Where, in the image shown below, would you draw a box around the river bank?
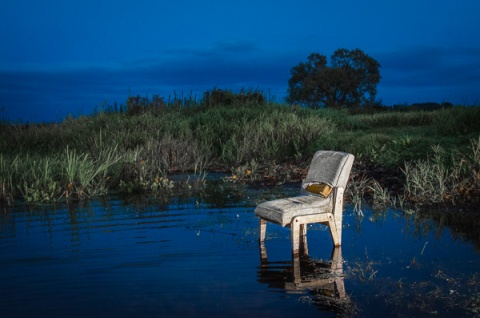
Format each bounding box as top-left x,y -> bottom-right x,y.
1,96 -> 480,211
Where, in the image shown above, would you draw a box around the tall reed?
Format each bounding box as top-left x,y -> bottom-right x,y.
17,155 -> 61,202
63,146 -> 121,199
402,138 -> 480,205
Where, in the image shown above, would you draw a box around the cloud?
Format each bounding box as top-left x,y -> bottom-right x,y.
2,44 -> 479,122
376,46 -> 480,104
0,46 -> 295,122
115,45 -> 295,103
122,41 -> 288,86
379,46 -> 480,87
210,40 -> 260,55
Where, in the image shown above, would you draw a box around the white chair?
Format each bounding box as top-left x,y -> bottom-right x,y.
255,151 -> 354,254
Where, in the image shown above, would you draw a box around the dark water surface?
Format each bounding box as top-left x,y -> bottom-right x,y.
1,181 -> 480,317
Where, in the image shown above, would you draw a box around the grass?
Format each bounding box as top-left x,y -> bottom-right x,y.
403,138 -> 480,205
1,90 -> 480,209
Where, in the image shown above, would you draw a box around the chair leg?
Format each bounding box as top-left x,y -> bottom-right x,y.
292,253 -> 301,284
259,218 -> 267,242
330,246 -> 346,298
327,214 -> 341,247
291,218 -> 301,255
330,246 -> 343,272
259,241 -> 268,264
333,187 -> 344,246
299,224 -> 308,255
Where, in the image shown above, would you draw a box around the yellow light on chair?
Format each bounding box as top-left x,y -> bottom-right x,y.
305,183 -> 333,198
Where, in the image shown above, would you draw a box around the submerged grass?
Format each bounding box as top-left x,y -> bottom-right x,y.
1,93 -> 480,207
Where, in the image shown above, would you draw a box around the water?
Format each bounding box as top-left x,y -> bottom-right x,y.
1,181 -> 479,317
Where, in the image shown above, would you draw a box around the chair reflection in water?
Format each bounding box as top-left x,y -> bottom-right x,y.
258,243 -> 347,301
254,150 -> 354,255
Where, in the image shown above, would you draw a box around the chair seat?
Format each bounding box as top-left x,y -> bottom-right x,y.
255,194 -> 333,227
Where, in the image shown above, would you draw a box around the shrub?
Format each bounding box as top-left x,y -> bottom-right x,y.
200,88 -> 266,108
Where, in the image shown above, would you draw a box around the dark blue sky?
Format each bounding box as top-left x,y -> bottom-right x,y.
1,0 -> 479,122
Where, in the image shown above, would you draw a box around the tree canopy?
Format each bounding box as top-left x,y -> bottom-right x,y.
286,48 -> 381,109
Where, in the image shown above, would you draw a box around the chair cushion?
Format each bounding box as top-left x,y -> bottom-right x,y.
303,183 -> 332,197
255,194 -> 333,227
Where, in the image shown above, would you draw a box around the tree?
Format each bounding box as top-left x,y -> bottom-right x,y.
287,49 -> 381,109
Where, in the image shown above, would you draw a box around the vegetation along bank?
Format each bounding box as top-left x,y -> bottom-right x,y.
1,89 -> 480,217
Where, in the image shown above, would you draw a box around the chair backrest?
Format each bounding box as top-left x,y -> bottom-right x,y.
303,151 -> 355,189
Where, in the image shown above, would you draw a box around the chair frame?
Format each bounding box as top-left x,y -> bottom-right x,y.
256,151 -> 353,255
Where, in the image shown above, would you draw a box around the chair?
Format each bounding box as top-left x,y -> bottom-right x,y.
254,150 -> 354,254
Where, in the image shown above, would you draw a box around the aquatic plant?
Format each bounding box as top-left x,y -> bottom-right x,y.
346,175 -> 370,216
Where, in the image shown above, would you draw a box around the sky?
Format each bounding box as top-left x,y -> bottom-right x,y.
1,0 -> 479,122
